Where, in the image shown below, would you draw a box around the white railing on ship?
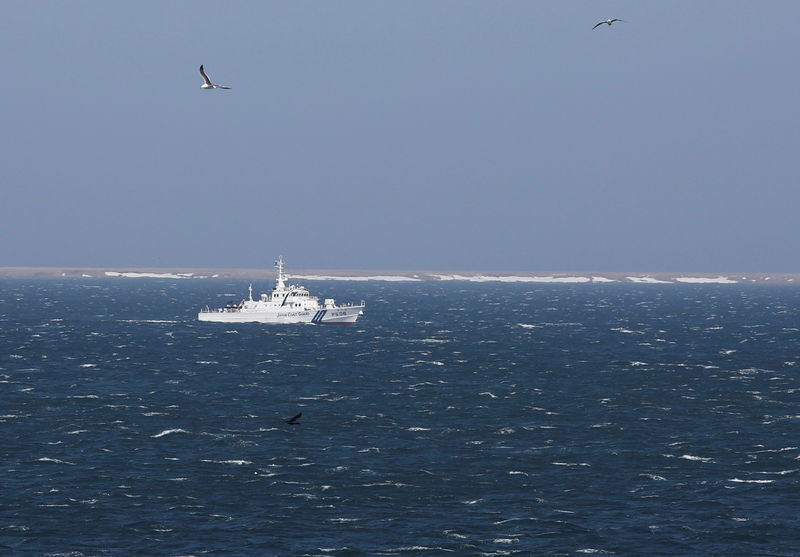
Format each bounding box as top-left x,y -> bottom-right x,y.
200,306 -> 241,313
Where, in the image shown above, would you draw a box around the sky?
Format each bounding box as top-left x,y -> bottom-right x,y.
2,1 -> 799,273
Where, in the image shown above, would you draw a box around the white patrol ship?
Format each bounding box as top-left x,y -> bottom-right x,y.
198,257 -> 365,324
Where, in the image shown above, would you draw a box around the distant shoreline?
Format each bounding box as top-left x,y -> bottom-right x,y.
0,267 -> 797,285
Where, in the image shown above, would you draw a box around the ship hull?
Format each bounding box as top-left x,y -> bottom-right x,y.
198,305 -> 363,324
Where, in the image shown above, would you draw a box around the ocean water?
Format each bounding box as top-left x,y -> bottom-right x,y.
1,279 -> 799,556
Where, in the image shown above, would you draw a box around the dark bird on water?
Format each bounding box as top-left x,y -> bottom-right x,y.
593,18 -> 625,29
285,412 -> 302,425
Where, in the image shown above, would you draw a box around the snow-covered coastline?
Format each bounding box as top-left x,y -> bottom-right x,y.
104,271 -> 205,280
0,267 -> 798,284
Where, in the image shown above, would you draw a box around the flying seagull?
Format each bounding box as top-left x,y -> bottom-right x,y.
199,65 -> 230,89
593,18 -> 625,29
285,412 -> 302,425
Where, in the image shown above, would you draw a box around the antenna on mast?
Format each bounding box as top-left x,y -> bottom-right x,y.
275,256 -> 286,289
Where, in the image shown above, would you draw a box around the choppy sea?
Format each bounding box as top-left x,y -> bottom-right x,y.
2,279 -> 799,556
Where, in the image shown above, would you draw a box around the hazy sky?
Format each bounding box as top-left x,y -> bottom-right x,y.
2,2 -> 798,272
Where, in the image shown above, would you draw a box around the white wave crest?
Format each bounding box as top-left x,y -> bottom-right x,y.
152,428 -> 189,438
680,454 -> 714,463
118,319 -> 179,324
201,459 -> 252,465
36,457 -> 75,465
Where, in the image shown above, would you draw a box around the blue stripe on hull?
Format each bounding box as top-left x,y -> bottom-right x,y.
311,310 -> 327,323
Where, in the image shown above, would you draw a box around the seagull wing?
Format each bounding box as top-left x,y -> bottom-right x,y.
592,21 -> 605,29
199,65 -> 213,86
215,85 -> 231,89
286,412 -> 302,424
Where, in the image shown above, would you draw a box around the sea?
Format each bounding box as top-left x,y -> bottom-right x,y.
1,278 -> 799,556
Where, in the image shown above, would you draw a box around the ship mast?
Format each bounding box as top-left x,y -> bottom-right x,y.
275,256 -> 286,289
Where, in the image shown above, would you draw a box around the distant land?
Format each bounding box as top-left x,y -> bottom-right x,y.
0,267 -> 798,285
